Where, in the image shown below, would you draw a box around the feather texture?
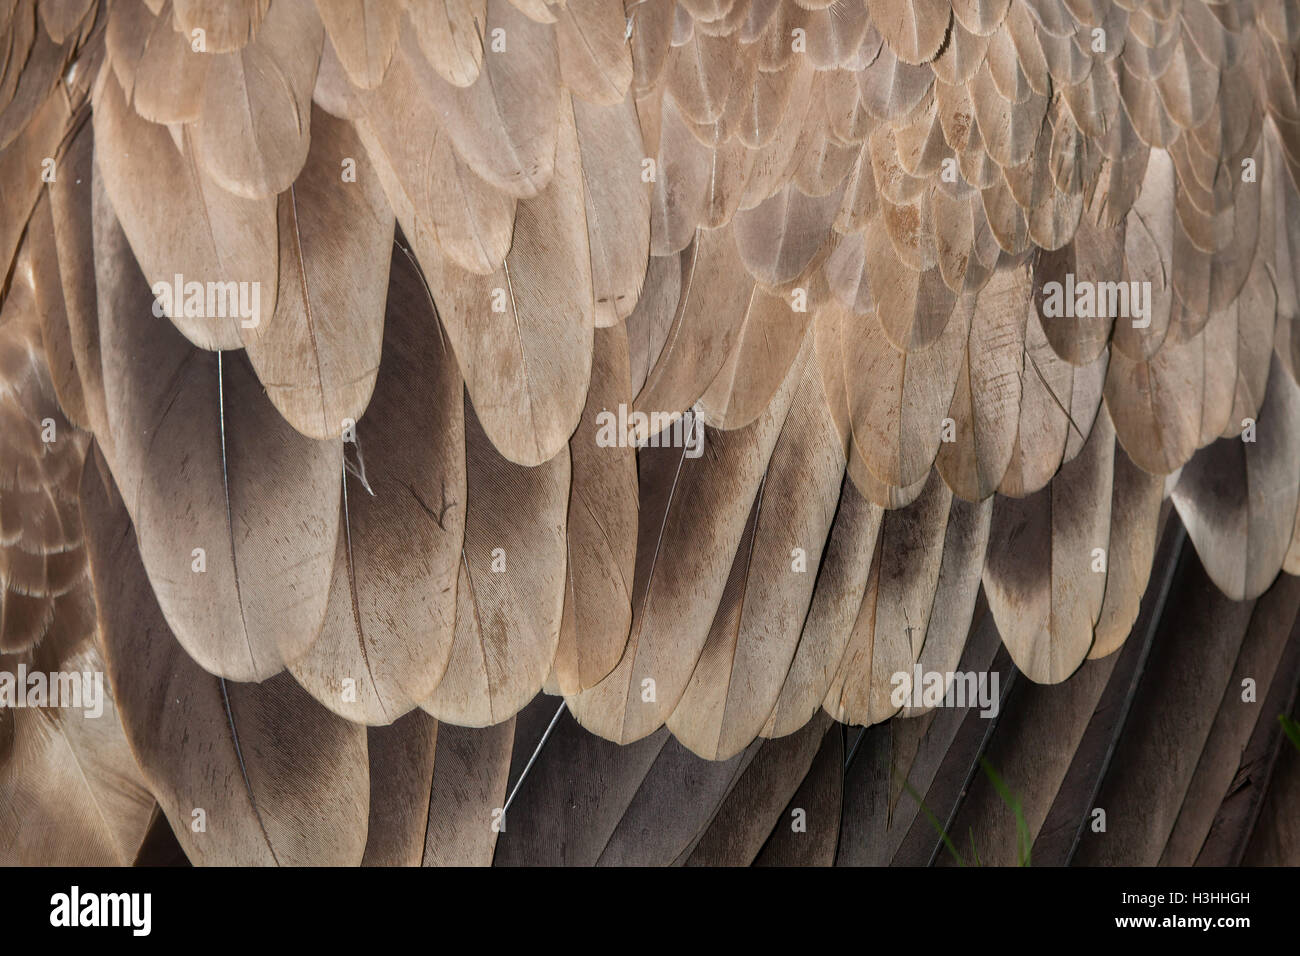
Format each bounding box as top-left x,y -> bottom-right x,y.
4,0 -> 1300,869
81,447 -> 369,866
289,245 -> 465,723
94,175 -> 340,681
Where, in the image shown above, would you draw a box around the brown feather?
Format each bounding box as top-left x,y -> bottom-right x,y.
1172,358 -> 1300,601
193,0 -> 322,199
410,0 -> 560,199
80,448 -> 369,866
422,718 -> 515,865
360,711 -> 438,865
417,91 -> 593,467
243,106 -> 393,440
47,120 -> 112,454
92,64 -> 276,350
406,0 -> 485,89
1159,574 -> 1300,864
751,721 -> 843,866
289,245 -> 465,724
26,193 -> 88,430
669,354 -> 844,759
551,324 -> 638,695
314,0 -> 400,90
984,410 -> 1115,683
421,396 -> 568,726
0,589 -> 154,865
93,178 -> 340,681
170,0 -> 269,54
356,38 -> 515,276
132,1 -> 209,125
570,341 -> 806,744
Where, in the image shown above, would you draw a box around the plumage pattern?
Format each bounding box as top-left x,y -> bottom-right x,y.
1,0 -> 1299,867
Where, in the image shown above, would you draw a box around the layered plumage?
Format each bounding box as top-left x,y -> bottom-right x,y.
2,0 -> 1299,865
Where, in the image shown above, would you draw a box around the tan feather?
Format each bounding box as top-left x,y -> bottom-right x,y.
1104,323 -> 1206,475
505,0 -> 555,23
824,469 -> 956,725
696,281 -> 811,431
937,266 -> 1029,500
92,64 -> 276,351
665,29 -> 734,126
866,0 -> 952,66
193,0 -> 322,199
625,251 -> 681,397
999,307 -> 1107,497
668,354 -> 844,759
551,324 -> 638,695
243,106 -> 393,440
628,0 -> 674,97
356,39 -> 514,277
1172,358 -> 1300,601
1090,440 -> 1166,659
421,397 -> 569,726
314,0 -> 400,90
897,493 -> 992,716
864,219 -> 958,349
312,25 -> 364,118
1111,148 -> 1175,360
652,102 -> 754,253
984,409 -> 1115,683
856,33 -> 934,122
360,712 -> 438,865
763,479 -> 882,738
555,0 -> 633,106
951,0 -> 1010,36
840,294 -> 968,489
170,0 -> 269,54
418,91 -> 593,467
406,0 -> 484,89
288,246 -> 465,724
93,180 -> 340,681
574,93 -> 650,327
569,341 -> 806,744
132,1 -> 209,125
1035,214 -> 1119,365
634,226 -> 752,427
80,448 -> 369,866
410,0 -> 559,199
733,181 -> 842,287
804,0 -> 871,69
